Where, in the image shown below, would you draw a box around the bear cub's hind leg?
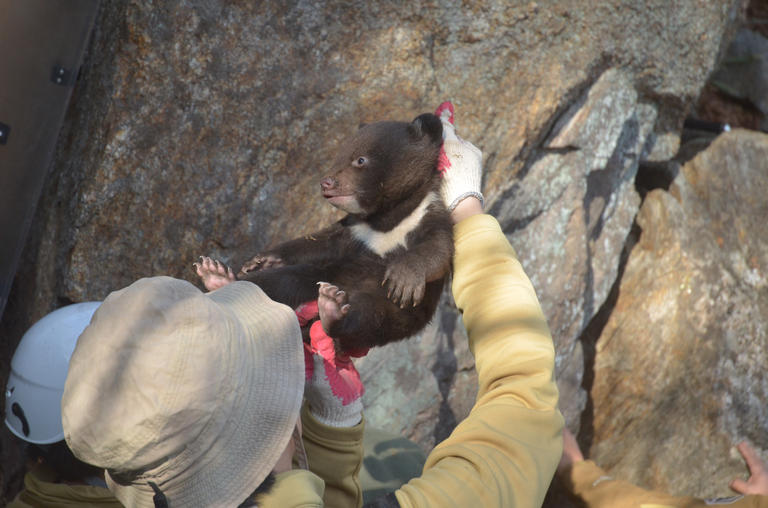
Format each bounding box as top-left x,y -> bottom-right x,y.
317,282 -> 350,334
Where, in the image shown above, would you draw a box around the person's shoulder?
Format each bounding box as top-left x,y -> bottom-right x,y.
256,470 -> 325,507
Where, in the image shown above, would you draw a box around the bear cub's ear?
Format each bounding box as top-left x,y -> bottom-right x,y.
408,113 -> 443,145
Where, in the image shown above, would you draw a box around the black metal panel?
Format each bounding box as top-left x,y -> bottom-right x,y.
0,0 -> 100,318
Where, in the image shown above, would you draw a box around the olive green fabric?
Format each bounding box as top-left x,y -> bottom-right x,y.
360,427 -> 427,504
255,408 -> 426,508
256,404 -> 365,507
301,404 -> 365,507
8,472 -> 121,508
257,469 -> 325,508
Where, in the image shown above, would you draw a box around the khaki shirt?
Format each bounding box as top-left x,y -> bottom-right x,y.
566,459 -> 768,508
8,471 -> 121,508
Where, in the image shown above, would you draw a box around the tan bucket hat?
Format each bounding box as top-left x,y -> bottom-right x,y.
62,276 -> 304,508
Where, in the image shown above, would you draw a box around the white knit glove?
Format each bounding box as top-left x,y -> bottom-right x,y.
304,342 -> 363,427
435,101 -> 484,211
296,302 -> 364,428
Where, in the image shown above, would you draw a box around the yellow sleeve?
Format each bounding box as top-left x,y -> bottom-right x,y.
395,214 -> 564,508
8,472 -> 123,507
301,403 -> 365,508
567,460 -> 768,508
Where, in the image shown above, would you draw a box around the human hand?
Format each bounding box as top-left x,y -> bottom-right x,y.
557,427 -> 585,476
434,101 -> 484,213
729,441 -> 768,496
296,301 -> 365,428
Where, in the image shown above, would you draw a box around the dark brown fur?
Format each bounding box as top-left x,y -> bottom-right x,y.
239,113 -> 453,352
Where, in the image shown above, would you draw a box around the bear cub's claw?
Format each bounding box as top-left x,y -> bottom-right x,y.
383,261 -> 426,309
194,256 -> 236,291
239,253 -> 284,277
317,282 -> 350,333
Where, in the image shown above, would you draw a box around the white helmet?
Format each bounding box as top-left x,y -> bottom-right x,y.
5,302 -> 101,444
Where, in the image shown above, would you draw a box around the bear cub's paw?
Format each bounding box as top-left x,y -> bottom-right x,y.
383,260 -> 426,308
194,256 -> 236,291
317,282 -> 350,333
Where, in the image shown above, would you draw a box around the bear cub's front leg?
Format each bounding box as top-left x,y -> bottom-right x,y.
382,259 -> 427,309
238,252 -> 284,277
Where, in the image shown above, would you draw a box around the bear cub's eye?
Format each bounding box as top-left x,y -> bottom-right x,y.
352,156 -> 368,168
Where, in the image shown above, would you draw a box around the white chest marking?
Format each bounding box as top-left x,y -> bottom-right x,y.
351,192 -> 439,257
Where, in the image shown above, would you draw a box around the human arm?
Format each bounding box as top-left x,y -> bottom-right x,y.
301,339 -> 365,508
392,212 -> 564,507
559,429 -> 768,508
563,459 -> 709,508
558,427 -> 698,508
298,301 -> 365,508
301,404 -> 365,508
386,104 -> 563,507
563,459 -> 768,508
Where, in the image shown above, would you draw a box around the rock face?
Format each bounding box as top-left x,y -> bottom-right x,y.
589,130 -> 768,498
491,67 -> 648,426
0,0 -> 757,503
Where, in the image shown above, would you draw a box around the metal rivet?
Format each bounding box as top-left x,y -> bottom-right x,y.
0,122 -> 9,144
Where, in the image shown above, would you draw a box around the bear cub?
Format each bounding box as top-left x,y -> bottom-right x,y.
197,113 -> 453,353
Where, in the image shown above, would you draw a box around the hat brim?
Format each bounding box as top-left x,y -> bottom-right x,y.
107,281 -> 305,508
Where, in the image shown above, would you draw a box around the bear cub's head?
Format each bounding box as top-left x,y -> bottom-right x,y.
321,113 -> 443,217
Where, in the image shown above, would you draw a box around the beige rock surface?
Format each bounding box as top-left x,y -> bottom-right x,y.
589,130 -> 768,499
